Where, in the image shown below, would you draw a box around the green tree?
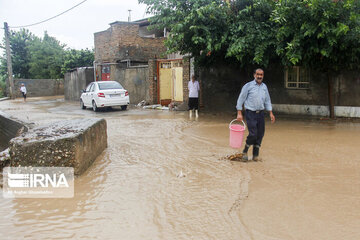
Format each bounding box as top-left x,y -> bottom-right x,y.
10,29 -> 35,78
61,48 -> 94,75
227,0 -> 277,67
1,29 -> 94,97
140,0 -> 232,65
141,0 -> 360,118
271,0 -> 360,117
140,0 -> 278,67
1,29 -> 94,80
0,28 -> 35,79
27,31 -> 65,79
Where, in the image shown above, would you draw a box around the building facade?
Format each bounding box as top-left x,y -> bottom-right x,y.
94,19 -> 192,108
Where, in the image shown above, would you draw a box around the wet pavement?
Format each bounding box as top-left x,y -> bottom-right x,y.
0,96 -> 360,239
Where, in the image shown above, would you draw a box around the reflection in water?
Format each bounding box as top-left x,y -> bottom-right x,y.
0,97 -> 360,239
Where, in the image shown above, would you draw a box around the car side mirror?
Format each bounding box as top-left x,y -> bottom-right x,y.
81,89 -> 86,93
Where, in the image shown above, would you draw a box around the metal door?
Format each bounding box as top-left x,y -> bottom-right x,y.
101,66 -> 110,81
158,60 -> 184,105
172,65 -> 183,101
159,62 -> 172,105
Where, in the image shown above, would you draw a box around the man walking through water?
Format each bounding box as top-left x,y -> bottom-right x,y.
236,68 -> 275,161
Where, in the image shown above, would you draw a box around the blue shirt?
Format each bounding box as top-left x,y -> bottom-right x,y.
236,79 -> 272,111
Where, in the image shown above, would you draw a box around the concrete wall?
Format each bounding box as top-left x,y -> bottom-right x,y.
334,71 -> 360,106
0,111 -> 27,152
251,65 -> 360,107
14,79 -> 64,98
64,67 -> 94,101
199,64 -> 360,117
200,65 -> 249,112
109,66 -> 149,104
9,118 -> 107,175
266,64 -> 329,105
272,104 -> 360,118
65,64 -> 153,105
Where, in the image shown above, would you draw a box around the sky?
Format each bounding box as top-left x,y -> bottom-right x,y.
0,0 -> 152,54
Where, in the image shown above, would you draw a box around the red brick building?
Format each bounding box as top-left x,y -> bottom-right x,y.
94,19 -> 167,69
93,19 -> 192,108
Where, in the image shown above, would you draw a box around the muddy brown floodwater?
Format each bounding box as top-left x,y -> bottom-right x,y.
1,96 -> 360,240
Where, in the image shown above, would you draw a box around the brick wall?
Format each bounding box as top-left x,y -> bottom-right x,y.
148,59 -> 157,104
94,22 -> 167,64
182,57 -> 190,103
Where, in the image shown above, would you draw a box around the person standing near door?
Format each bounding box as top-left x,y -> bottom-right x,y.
236,68 -> 275,161
188,75 -> 200,118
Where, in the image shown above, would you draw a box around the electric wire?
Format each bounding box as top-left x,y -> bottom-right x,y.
8,0 -> 88,29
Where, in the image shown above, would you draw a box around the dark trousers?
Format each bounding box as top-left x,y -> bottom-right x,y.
188,97 -> 199,110
245,109 -> 265,146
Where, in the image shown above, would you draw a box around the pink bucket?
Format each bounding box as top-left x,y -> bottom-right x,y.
229,119 -> 246,148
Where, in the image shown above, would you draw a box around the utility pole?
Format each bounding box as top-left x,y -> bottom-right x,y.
4,22 -> 15,99
128,9 -> 132,22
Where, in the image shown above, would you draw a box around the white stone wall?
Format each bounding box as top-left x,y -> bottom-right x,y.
273,104 -> 360,118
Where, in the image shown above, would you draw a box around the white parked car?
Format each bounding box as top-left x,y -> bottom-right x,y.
80,81 -> 130,111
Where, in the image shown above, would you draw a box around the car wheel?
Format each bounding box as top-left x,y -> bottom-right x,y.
92,101 -> 98,112
121,105 -> 127,110
80,99 -> 86,109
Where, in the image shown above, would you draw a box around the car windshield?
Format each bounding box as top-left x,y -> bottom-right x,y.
98,82 -> 123,90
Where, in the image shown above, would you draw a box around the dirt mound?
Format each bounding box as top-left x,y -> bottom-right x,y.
221,153 -> 245,162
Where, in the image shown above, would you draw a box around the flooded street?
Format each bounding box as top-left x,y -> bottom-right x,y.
1,96 -> 360,239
